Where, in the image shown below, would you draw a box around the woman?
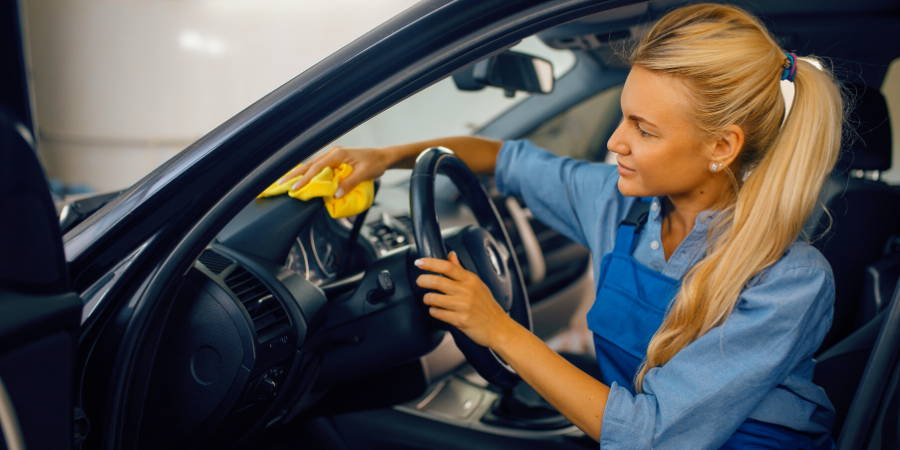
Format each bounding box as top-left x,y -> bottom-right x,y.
283,3 -> 842,448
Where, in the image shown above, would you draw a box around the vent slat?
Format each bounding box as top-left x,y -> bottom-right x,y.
223,267 -> 290,343
253,308 -> 283,330
227,276 -> 257,292
241,294 -> 273,314
235,285 -> 268,301
258,324 -> 291,343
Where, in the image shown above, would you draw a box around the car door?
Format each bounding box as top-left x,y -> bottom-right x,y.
0,2 -> 81,449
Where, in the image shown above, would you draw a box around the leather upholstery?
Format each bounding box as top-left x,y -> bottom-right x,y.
0,108 -> 68,294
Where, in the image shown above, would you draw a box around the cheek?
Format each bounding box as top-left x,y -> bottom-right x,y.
623,143 -> 706,195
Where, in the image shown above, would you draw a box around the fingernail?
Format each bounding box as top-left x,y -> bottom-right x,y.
335,188 -> 345,198
291,182 -> 300,190
277,177 -> 286,184
414,259 -> 424,267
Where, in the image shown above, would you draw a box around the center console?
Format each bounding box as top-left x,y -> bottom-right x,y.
326,355 -> 600,450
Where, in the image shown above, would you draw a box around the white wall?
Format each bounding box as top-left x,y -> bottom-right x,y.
22,0 -> 418,192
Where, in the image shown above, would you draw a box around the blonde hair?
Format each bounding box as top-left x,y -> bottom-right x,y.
629,3 -> 844,392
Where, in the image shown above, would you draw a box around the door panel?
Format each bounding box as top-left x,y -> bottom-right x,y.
0,291 -> 81,450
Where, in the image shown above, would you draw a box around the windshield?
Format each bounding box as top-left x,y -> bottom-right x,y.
331,36 -> 576,150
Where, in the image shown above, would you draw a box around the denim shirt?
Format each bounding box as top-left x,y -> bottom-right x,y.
494,139 -> 835,449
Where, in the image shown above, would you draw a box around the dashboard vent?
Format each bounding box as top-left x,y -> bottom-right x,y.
224,266 -> 290,343
198,249 -> 233,274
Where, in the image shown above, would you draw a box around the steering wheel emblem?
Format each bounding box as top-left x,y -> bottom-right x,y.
486,244 -> 502,276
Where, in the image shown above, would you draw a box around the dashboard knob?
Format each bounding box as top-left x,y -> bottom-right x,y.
255,375 -> 278,401
367,270 -> 395,304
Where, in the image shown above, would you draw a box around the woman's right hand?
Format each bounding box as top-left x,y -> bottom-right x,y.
282,145 -> 394,198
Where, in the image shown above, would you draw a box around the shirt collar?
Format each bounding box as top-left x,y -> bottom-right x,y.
650,196 -> 721,234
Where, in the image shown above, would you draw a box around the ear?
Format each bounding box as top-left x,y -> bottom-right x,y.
706,124 -> 744,167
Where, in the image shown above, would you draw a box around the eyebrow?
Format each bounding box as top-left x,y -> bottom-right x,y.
627,114 -> 658,129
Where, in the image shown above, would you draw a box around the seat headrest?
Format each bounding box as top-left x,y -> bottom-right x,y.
836,84 -> 892,172
0,108 -> 69,294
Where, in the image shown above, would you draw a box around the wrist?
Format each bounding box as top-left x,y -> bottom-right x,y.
383,144 -> 419,169
489,314 -> 523,352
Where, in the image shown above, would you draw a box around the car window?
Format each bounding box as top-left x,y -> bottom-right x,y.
882,57 -> 900,184
524,84 -> 622,163
330,36 -> 575,149
22,0 -> 422,194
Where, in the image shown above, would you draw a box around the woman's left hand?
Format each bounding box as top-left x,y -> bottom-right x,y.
414,252 -> 511,348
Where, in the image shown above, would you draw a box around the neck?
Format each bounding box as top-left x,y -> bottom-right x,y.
664,176 -> 732,233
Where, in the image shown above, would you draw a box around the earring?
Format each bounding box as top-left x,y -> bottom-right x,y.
709,162 -> 721,173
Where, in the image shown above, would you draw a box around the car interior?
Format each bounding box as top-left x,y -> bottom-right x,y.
2,1 -> 899,450
133,3 -> 900,449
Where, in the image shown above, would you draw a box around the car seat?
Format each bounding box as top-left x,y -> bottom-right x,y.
815,269 -> 899,449
804,84 -> 900,351
0,107 -> 68,294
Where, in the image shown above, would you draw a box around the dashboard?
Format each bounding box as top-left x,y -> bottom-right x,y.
138,170 -> 590,449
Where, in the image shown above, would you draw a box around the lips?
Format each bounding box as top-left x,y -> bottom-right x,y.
617,160 -> 636,174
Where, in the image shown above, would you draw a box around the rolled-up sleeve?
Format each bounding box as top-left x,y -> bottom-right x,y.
600,264 -> 835,449
494,139 -> 623,249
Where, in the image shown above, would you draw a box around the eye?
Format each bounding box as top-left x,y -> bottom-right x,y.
634,123 -> 652,137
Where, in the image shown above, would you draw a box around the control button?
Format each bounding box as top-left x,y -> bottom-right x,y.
367,270 -> 395,304
255,375 -> 278,401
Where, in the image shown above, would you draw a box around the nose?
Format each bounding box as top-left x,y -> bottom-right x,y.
607,119 -> 629,156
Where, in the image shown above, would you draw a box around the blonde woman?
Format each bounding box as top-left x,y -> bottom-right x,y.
286,3 -> 842,448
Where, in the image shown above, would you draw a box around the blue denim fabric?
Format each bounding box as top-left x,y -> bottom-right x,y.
494,139 -> 836,449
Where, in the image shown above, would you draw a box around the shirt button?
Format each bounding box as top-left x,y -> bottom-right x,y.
651,202 -> 659,211
650,240 -> 660,250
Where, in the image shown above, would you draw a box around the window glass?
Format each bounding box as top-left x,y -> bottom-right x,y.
331,36 -> 576,149
524,85 -> 622,162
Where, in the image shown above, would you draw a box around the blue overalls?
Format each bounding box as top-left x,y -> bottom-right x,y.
586,198 -> 827,449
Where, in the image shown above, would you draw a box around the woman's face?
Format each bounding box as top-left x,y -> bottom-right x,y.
607,65 -> 716,199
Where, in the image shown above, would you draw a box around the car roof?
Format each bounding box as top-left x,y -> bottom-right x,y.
538,0 -> 900,87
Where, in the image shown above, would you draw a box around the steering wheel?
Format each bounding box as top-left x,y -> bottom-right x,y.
410,147 -> 532,389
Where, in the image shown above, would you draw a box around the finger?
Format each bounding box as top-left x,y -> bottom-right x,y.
414,257 -> 469,281
422,292 -> 461,310
280,147 -> 337,183
428,307 -> 459,327
415,274 -> 463,294
277,162 -> 310,184
291,152 -> 340,190
335,172 -> 365,199
448,251 -> 462,267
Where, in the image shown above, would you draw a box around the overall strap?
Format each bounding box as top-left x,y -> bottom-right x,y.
613,198 -> 652,254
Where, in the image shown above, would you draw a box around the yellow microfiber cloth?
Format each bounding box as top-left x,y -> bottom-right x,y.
258,163 -> 374,219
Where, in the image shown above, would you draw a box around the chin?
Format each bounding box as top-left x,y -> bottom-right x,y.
616,178 -> 647,197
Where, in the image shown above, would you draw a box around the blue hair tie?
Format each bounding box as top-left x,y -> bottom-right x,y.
781,52 -> 797,82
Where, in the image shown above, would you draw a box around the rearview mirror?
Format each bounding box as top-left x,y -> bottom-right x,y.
453,50 -> 554,97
